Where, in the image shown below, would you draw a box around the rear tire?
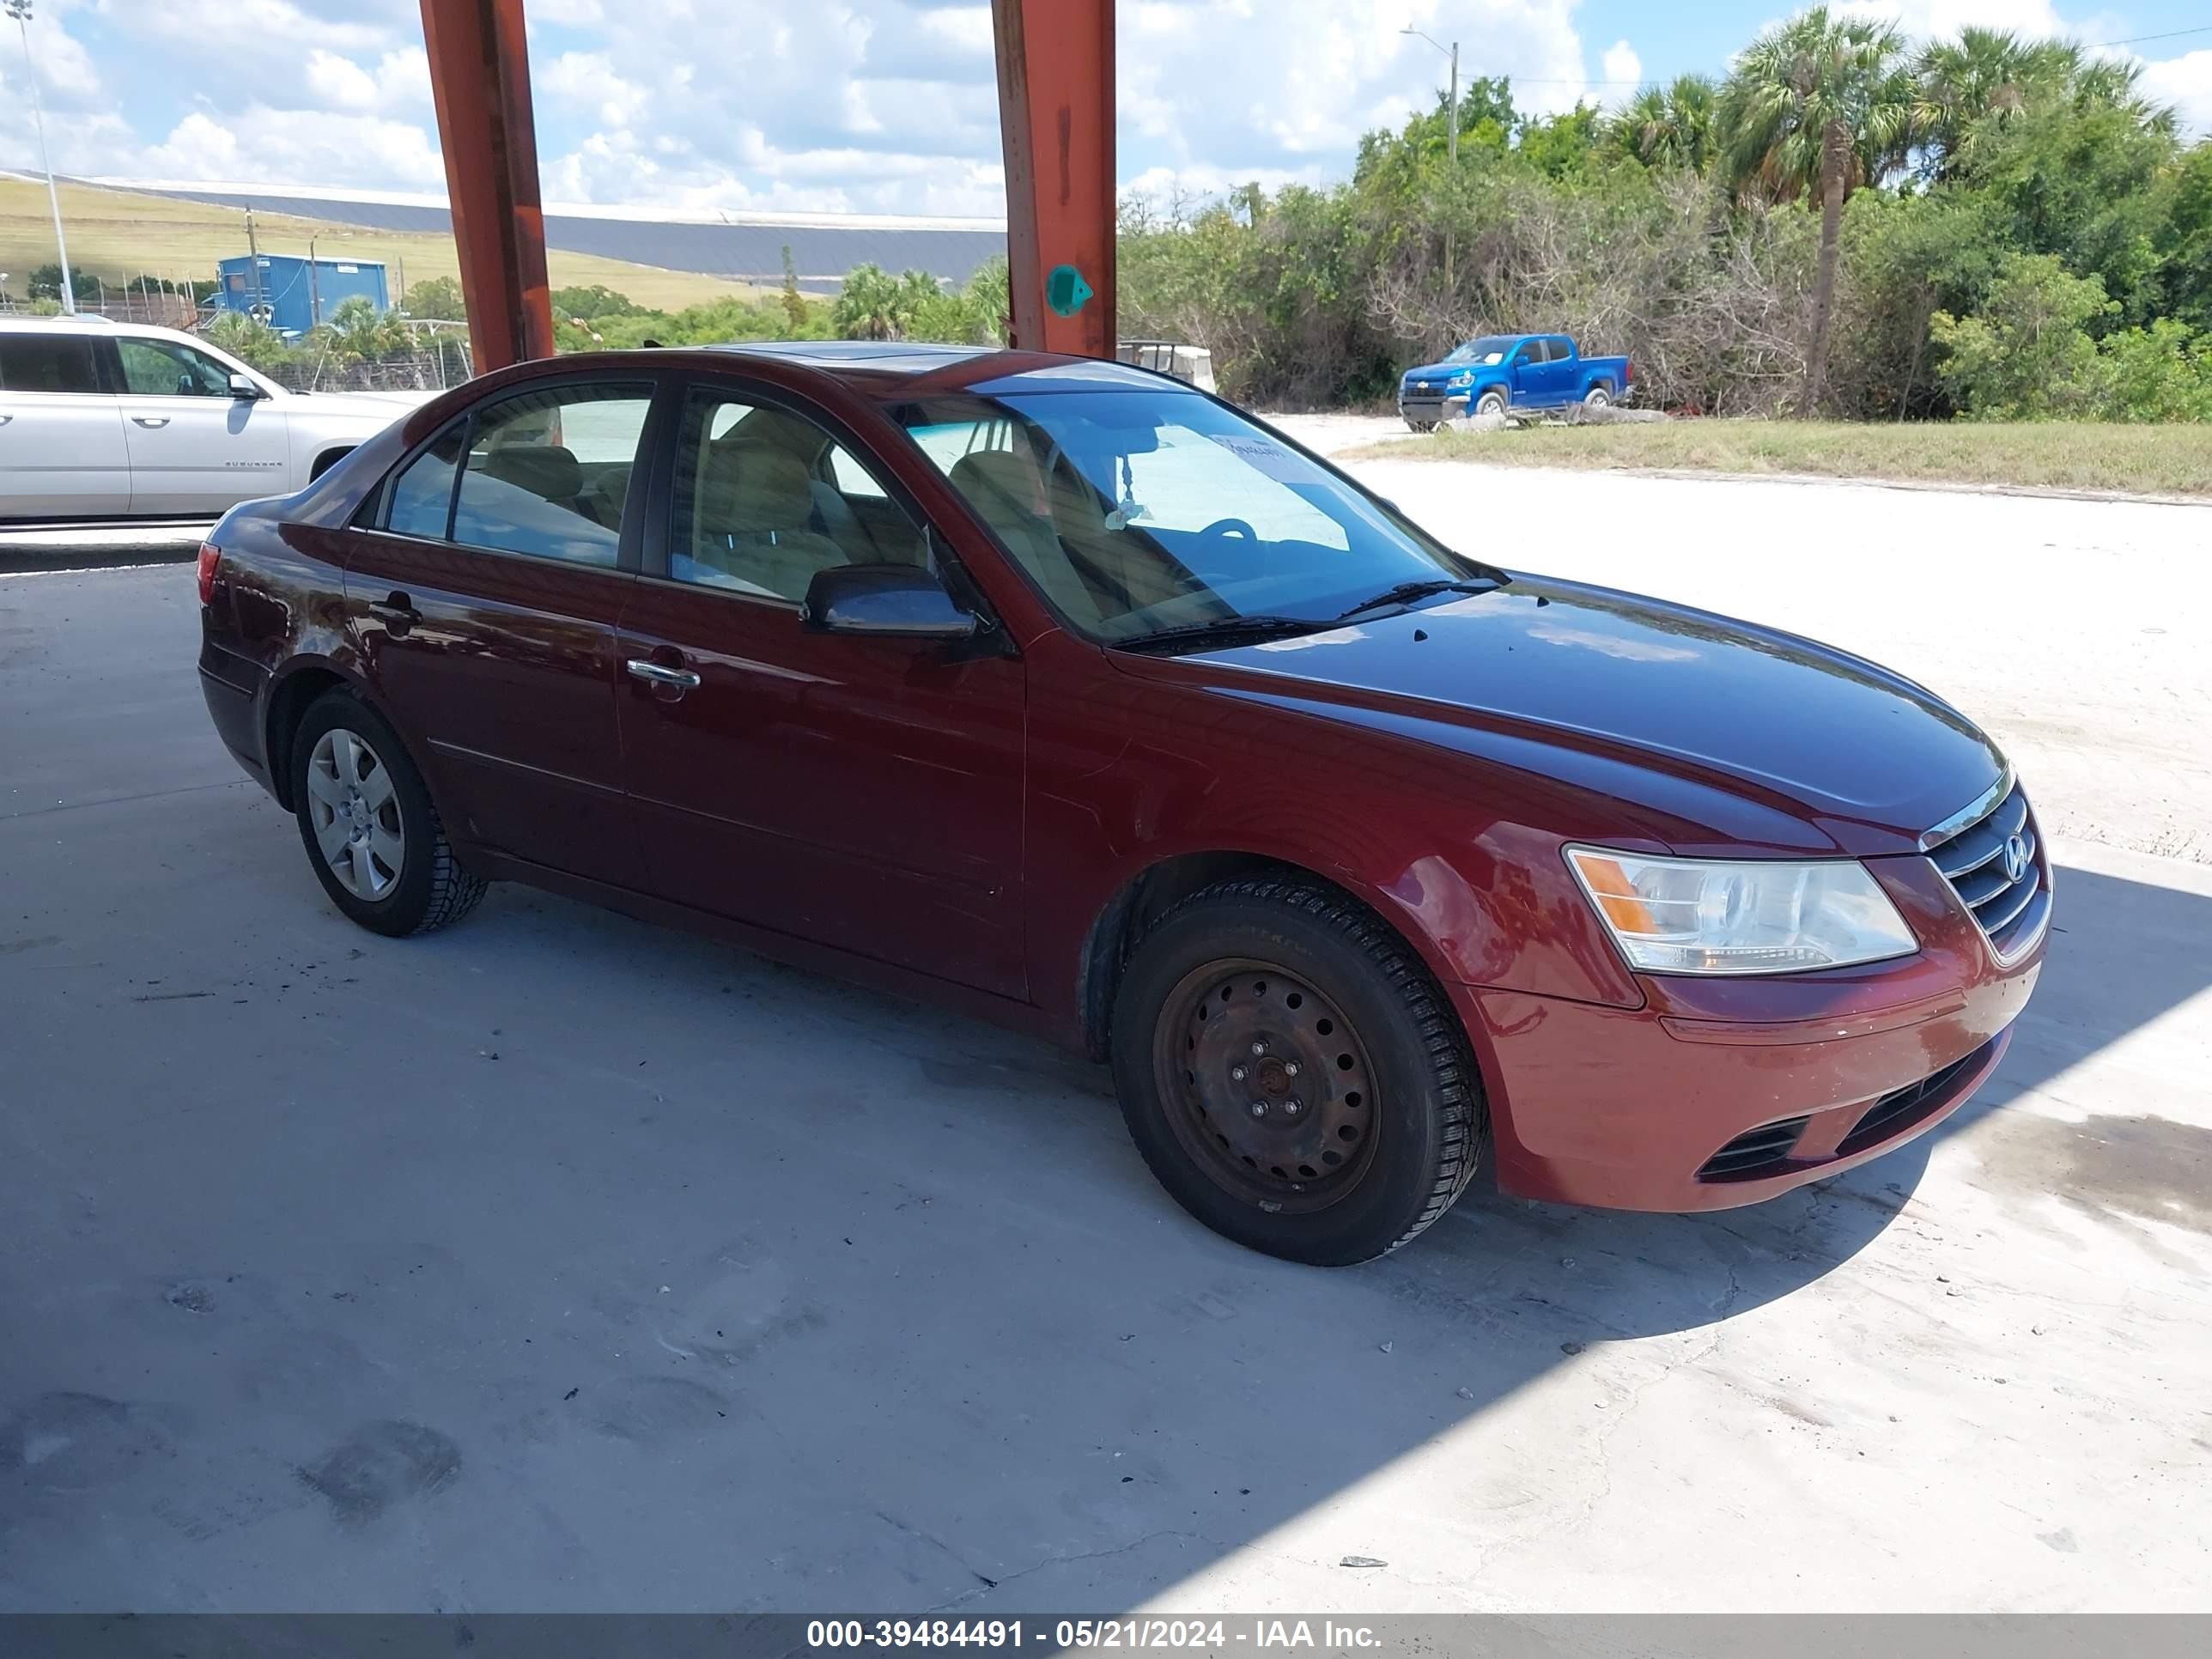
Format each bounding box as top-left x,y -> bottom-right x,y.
1109,877 -> 1487,1265
290,690 -> 487,938
1584,386 -> 1613,408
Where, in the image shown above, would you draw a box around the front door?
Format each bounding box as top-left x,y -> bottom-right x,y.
0,331 -> 131,519
615,380 -> 1027,999
110,335 -> 290,514
343,377 -> 659,880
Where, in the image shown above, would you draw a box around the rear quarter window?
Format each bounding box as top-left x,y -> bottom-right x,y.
0,334 -> 105,394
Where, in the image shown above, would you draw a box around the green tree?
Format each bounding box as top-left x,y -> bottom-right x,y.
1719,5 -> 1916,414
2099,319 -> 2212,422
398,276 -> 466,321
27,263 -> 98,304
319,295 -> 405,365
964,254 -> 1010,345
1912,27 -> 2075,177
550,283 -> 644,322
200,311 -> 292,371
780,245 -> 809,333
1613,75 -> 1719,172
1930,252 -> 2116,418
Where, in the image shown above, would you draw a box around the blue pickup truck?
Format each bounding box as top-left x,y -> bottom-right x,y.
1398,333 -> 1632,429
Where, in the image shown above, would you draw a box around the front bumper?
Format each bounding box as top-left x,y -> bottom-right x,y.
1452,847 -> 2048,1212
1400,390 -> 1468,422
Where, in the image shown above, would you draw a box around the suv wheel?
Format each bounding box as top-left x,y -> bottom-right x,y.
1109,877 -> 1487,1265
291,690 -> 487,937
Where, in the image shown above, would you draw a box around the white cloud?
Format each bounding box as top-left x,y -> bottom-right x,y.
2139,48 -> 2212,138
1601,40 -> 1644,104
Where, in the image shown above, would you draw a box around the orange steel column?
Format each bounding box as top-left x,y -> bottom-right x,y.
420,0 -> 555,372
991,0 -> 1116,358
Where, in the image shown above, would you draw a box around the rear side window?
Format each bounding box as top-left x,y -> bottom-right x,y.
1549,338 -> 1574,362
0,333 -> 104,394
385,426 -> 466,539
448,383 -> 653,567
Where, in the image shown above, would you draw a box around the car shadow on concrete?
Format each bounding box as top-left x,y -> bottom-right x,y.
5,795 -> 2206,1612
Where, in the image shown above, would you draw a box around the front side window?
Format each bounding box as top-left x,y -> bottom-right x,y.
900,385 -> 1485,642
118,338 -> 236,397
0,333 -> 104,395
446,383 -> 652,567
668,389 -> 929,601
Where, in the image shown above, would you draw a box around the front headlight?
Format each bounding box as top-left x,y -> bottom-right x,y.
1565,848 -> 1917,975
1448,371 -> 1474,386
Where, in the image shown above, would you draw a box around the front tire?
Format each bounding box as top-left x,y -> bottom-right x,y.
1474,391 -> 1508,419
1109,877 -> 1487,1265
291,690 -> 487,938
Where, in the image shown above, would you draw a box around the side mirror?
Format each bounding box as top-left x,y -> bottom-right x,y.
802,563 -> 978,641
228,373 -> 265,400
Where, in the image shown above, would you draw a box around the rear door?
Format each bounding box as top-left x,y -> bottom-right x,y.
613,376 -> 1028,997
111,334 -> 290,514
1547,337 -> 1581,401
343,374 -> 662,881
0,331 -> 131,519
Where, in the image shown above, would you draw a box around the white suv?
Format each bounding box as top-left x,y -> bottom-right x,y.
0,316 -> 426,522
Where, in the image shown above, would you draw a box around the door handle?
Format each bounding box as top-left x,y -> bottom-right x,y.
368,592 -> 420,635
626,658 -> 701,692
131,416 -> 172,428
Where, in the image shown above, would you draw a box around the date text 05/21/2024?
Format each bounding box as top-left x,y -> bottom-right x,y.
805,1620 -> 1384,1650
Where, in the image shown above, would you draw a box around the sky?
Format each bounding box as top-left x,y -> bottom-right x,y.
1,1 -> 2209,221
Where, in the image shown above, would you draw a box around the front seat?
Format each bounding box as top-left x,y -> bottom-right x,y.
691,440 -> 850,600
949,449 -> 1104,629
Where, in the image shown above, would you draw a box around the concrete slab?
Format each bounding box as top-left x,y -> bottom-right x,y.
1,548 -> 2207,1614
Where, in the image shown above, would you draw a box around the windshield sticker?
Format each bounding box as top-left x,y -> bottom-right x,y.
1206,433 -> 1328,483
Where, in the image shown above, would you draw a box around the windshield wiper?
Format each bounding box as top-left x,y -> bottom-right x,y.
1114,614 -> 1336,654
1334,575 -> 1505,622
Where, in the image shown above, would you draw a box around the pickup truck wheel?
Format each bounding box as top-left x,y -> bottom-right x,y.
1110,877 -> 1487,1266
1583,386 -> 1613,408
291,691 -> 487,938
1474,391 -> 1507,419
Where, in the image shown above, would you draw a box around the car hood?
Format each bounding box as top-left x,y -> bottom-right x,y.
1115,577 -> 2006,858
284,389 -> 436,420
1401,359 -> 1486,382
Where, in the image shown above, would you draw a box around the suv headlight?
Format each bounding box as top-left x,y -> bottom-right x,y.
1565,848 -> 1917,975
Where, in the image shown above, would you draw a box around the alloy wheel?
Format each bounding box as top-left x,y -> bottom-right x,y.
304,726 -> 405,901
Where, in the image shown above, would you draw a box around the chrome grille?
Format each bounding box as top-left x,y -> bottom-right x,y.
1925,780 -> 2049,962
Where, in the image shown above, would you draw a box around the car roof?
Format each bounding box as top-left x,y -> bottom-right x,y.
0,315 -> 214,350
681,341 -> 1184,399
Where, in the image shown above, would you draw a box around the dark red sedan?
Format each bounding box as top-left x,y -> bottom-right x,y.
197,343 -> 2049,1264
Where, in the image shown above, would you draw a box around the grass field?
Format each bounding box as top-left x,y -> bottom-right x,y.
0,179 -> 769,314
1357,417 -> 2212,500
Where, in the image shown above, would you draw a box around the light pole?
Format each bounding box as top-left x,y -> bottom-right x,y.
6,0 -> 76,314
1402,25 -> 1462,302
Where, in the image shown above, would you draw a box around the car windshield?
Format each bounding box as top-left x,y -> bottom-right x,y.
1443,337 -> 1516,366
895,386 -> 1491,643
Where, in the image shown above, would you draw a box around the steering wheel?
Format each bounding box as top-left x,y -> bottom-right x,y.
1196,518 -> 1259,544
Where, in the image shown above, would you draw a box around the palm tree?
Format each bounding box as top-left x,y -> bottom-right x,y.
1720,6 -> 1915,415
1616,75 -> 1718,172
1914,28 -> 2075,176
833,263 -> 907,340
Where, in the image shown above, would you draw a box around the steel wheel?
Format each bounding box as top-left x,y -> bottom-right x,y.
1152,957 -> 1381,1214
304,726 -> 405,901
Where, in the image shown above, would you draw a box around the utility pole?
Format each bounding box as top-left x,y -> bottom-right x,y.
6,1 -> 76,314
1402,27 -> 1462,302
308,233 -> 321,329
246,205 -> 264,319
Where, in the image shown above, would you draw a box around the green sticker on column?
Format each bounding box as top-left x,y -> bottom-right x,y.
1046,264 -> 1094,318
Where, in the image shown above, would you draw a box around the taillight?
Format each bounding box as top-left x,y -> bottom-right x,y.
197,542 -> 221,606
